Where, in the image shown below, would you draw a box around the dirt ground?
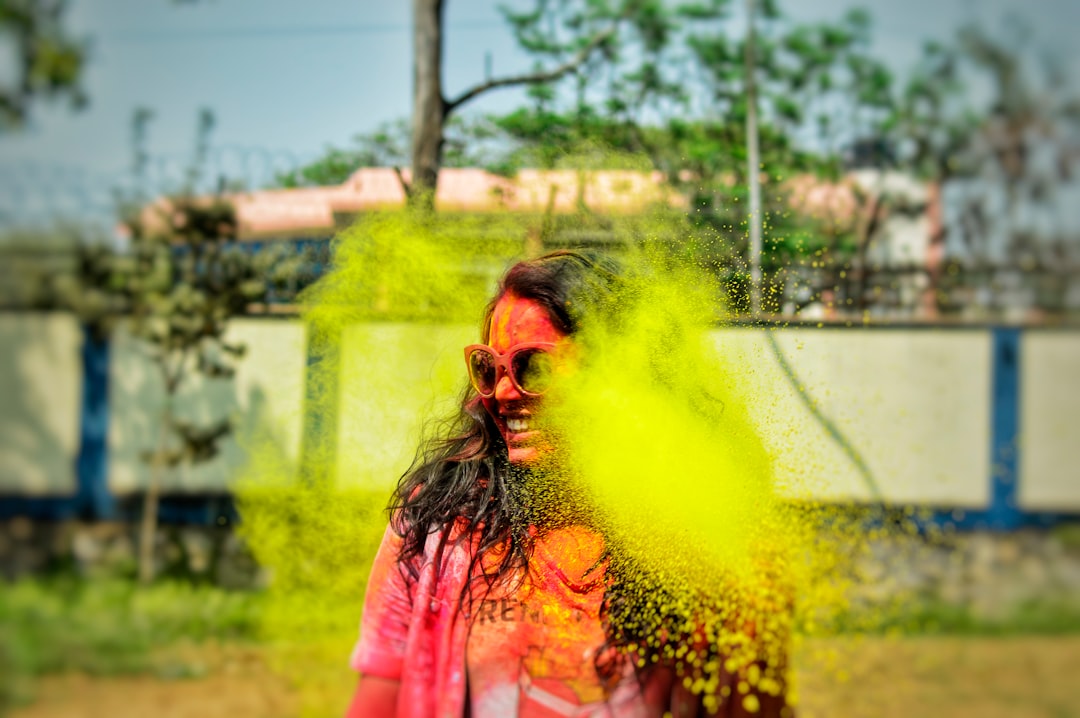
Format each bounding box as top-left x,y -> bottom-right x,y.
794,636 -> 1080,718
11,636 -> 1080,718
9,644 -> 298,718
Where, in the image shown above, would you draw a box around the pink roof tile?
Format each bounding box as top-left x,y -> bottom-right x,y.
139,167 -> 915,242
140,167 -> 687,239
783,174 -> 859,228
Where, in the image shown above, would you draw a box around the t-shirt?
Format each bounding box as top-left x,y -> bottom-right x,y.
352,519 -> 478,718
466,525 -> 649,718
352,520 -> 784,717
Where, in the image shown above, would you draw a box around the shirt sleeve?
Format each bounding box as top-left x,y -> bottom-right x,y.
350,522 -> 416,680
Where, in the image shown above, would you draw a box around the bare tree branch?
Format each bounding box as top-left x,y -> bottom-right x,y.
392,165 -> 413,198
444,23 -> 619,114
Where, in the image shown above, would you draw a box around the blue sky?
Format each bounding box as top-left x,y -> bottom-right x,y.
1,0 -> 1077,225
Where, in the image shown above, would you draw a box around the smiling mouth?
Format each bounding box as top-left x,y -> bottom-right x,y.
505,417 -> 531,433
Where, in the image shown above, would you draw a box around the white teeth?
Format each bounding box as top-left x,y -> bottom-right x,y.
506,418 -> 530,433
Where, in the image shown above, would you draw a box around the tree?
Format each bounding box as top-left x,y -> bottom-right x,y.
407,0 -> 644,208
327,1 -> 889,313
905,24 -> 1080,317
678,3 -> 894,312
56,108 -> 299,582
286,1 -> 665,201
0,0 -> 218,131
488,1 -> 896,312
273,116 -> 503,188
0,0 -> 86,129
123,110 -> 312,582
287,2 -> 915,314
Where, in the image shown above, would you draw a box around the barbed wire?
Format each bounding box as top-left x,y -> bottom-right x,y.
0,145 -> 316,233
99,20 -> 504,43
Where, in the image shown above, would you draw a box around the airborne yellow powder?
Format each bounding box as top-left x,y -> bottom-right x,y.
237,205 -> 882,715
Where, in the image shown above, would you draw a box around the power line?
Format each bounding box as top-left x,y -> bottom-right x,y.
0,147 -> 316,230
100,20 -> 504,43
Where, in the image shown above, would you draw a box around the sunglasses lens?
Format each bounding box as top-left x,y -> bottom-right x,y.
512,349 -> 554,394
468,349 -> 497,395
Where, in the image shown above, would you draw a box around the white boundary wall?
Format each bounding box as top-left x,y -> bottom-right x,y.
331,323 -> 998,506
1,314 -> 1077,512
716,328 -> 992,506
335,323 -> 474,488
107,319 -> 307,493
1019,331 -> 1080,511
0,313 -> 82,494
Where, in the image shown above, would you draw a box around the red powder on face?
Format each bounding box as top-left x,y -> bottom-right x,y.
482,292 -> 568,464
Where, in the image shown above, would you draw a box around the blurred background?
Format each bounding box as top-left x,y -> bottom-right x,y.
1,0 -> 1078,716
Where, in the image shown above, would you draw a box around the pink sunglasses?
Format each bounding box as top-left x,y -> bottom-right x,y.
464,343 -> 559,397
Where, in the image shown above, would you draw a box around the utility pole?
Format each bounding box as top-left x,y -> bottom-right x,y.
744,0 -> 763,316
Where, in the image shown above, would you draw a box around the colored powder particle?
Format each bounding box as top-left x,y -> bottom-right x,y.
237,204 -> 902,713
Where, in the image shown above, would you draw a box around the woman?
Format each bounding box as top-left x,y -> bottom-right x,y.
347,250 -> 790,718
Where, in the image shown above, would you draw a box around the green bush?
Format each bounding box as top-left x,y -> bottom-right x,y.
0,576 -> 263,710
824,595 -> 1080,637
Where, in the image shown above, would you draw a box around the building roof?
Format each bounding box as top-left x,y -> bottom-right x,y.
140,167 -> 688,240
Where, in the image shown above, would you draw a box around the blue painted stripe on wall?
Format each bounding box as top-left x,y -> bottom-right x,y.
987,328 -> 1022,530
75,326 -> 113,519
0,325 -> 111,520
913,328 -> 1025,531
113,493 -> 238,527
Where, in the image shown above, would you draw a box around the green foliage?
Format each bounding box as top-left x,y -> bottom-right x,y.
110,194 -> 264,580
276,147 -> 370,188
274,116 -> 505,188
0,577 -> 262,709
85,193 -> 267,441
469,0 -> 887,310
685,3 -> 896,150
0,226 -> 85,310
0,0 -> 87,129
280,99 -> 857,314
274,119 -> 409,188
674,0 -> 729,21
883,34 -> 984,180
496,0 -> 709,140
238,486 -> 387,641
274,2 -> 1063,315
302,209 -> 530,326
68,110 -> 285,474
832,595 -> 1080,637
236,484 -> 391,715
55,108 -> 302,582
484,107 -> 646,172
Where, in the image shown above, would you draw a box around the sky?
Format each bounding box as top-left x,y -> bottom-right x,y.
1,0 -> 1078,226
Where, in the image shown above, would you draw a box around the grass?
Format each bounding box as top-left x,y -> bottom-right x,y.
820,595 -> 1080,637
1,571 -> 1077,714
0,576 -> 264,712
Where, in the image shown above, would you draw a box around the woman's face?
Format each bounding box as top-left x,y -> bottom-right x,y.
482,291 -> 569,465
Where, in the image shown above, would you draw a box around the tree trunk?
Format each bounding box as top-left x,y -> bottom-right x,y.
411,0 -> 446,209
138,404 -> 171,584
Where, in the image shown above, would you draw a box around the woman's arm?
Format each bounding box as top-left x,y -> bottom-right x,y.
348,525 -> 413,715
345,675 -> 400,718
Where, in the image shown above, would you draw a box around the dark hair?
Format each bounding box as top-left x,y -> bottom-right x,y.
389,249 -> 621,588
